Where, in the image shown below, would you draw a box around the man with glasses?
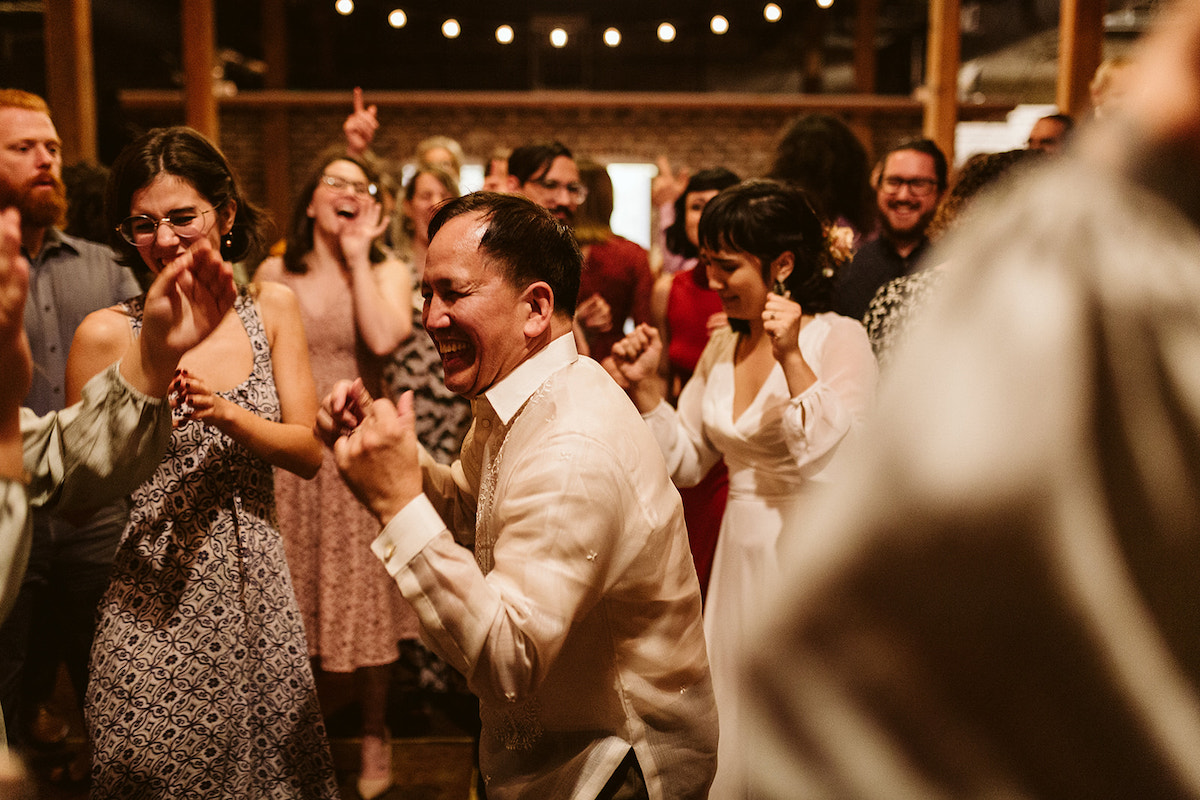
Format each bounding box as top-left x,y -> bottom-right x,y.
507,141 -> 588,225
508,143 -> 653,361
0,89 -> 140,755
835,138 -> 947,321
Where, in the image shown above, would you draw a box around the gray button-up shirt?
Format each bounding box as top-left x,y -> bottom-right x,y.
22,228 -> 141,561
23,228 -> 140,416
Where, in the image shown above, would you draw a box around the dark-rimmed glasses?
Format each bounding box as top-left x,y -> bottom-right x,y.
528,177 -> 588,204
879,176 -> 939,197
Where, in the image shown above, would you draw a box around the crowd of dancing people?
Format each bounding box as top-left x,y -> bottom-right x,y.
4,3 -> 1200,796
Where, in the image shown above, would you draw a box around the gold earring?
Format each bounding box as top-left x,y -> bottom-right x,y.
772,276 -> 791,299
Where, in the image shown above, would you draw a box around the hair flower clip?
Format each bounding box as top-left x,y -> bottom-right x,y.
825,224 -> 856,267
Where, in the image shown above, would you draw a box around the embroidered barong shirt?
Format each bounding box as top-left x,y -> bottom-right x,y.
373,332 -> 718,800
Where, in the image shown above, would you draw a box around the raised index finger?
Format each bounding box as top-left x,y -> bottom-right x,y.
352,86 -> 365,114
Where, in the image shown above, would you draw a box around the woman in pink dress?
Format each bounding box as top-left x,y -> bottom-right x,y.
255,150 -> 413,800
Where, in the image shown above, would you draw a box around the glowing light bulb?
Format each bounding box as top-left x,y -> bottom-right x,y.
334,0 -> 354,15
657,22 -> 676,42
550,28 -> 568,48
603,27 -> 621,47
388,8 -> 406,28
764,3 -> 783,22
442,18 -> 461,38
496,24 -> 514,44
711,15 -> 729,34
816,0 -> 834,7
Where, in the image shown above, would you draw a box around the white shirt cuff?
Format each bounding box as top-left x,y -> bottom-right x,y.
371,493 -> 450,577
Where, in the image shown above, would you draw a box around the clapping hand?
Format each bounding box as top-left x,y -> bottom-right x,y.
652,156 -> 690,208
0,207 -> 31,417
575,293 -> 613,333
337,196 -> 390,267
137,238 -> 236,393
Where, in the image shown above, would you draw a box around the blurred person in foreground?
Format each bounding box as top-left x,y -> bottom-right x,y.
740,3 -> 1200,798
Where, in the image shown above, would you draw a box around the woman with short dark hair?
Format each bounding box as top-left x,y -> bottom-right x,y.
610,178 -> 878,798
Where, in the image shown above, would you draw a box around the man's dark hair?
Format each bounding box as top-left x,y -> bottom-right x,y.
877,138 -> 950,192
106,126 -> 266,283
1040,113 -> 1075,132
63,161 -> 111,244
698,179 -> 835,314
428,192 -> 582,316
507,141 -> 574,185
664,167 -> 741,260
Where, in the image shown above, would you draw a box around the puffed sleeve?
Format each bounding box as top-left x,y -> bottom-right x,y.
23,362 -> 171,515
778,315 -> 878,478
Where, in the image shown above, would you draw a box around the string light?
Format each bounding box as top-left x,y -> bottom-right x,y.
342,6 -> 834,45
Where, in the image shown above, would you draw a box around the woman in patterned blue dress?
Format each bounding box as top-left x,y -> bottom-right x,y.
65,127 -> 339,799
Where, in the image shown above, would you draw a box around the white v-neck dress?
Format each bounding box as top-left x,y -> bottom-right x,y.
643,313 -> 877,798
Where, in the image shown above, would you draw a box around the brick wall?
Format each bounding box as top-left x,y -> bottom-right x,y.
119,90 -> 1010,241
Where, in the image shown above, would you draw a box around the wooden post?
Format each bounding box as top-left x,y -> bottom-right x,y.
923,0 -> 960,165
42,0 -> 97,163
182,0 -> 219,141
1056,0 -> 1104,116
262,0 -> 292,242
854,0 -> 878,94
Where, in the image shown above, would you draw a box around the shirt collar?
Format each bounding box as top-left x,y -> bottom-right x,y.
481,332 -> 578,425
27,227 -> 78,262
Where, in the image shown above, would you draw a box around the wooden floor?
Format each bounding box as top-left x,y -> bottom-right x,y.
23,664 -> 482,800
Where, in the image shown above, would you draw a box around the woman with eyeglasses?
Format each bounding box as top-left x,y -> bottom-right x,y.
64,127 -> 338,799
609,179 -> 878,799
255,148 -> 412,800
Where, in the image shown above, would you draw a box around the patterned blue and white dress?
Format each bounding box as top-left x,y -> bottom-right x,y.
86,289 -> 339,800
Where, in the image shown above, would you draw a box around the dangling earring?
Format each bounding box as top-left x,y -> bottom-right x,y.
222,232 -> 234,251
772,276 -> 791,299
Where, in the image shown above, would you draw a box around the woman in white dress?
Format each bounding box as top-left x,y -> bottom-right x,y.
609,179 -> 878,798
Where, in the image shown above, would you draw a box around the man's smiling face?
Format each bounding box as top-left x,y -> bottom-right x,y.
421,211 -> 532,399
